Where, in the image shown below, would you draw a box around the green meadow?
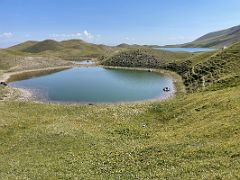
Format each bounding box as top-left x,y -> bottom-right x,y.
0,42 -> 240,179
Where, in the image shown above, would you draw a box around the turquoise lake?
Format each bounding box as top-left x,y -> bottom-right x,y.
9,67 -> 175,103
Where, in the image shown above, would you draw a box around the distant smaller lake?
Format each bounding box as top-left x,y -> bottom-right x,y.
158,48 -> 215,53
74,60 -> 95,65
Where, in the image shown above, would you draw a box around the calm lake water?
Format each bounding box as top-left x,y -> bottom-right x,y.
9,67 -> 174,103
158,47 -> 215,53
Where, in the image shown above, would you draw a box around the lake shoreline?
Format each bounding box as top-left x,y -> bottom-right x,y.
0,65 -> 74,102
1,64 -> 185,104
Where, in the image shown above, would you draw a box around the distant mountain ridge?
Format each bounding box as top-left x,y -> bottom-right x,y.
7,25 -> 240,59
8,39 -> 118,60
166,25 -> 240,48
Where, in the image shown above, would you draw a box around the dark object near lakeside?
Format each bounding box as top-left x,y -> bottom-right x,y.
0,82 -> 7,86
163,87 -> 170,92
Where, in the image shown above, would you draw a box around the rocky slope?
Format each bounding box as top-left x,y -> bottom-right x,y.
101,42 -> 240,92
166,25 -> 240,48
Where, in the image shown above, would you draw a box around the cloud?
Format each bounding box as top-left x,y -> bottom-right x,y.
83,30 -> 94,39
50,33 -> 82,38
49,30 -> 97,41
0,32 -> 13,39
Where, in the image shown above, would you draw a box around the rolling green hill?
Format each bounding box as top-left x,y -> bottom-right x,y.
8,39 -> 120,60
0,39 -> 240,179
1,39 -> 195,73
166,25 -> 240,48
23,40 -> 63,53
0,48 -> 71,72
101,48 -> 192,67
9,41 -> 39,51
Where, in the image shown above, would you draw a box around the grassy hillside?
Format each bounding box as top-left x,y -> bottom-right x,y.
0,41 -> 240,178
182,42 -> 240,91
23,40 -> 63,53
166,25 -> 240,48
0,84 -> 240,179
0,49 -> 71,72
9,41 -> 38,51
8,39 -> 121,60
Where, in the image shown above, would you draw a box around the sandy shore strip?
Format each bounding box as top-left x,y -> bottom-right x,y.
0,65 -> 74,101
0,65 -> 74,82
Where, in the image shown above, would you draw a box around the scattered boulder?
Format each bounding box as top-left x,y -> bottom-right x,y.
102,49 -> 163,68
0,82 -> 7,86
163,87 -> 170,92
